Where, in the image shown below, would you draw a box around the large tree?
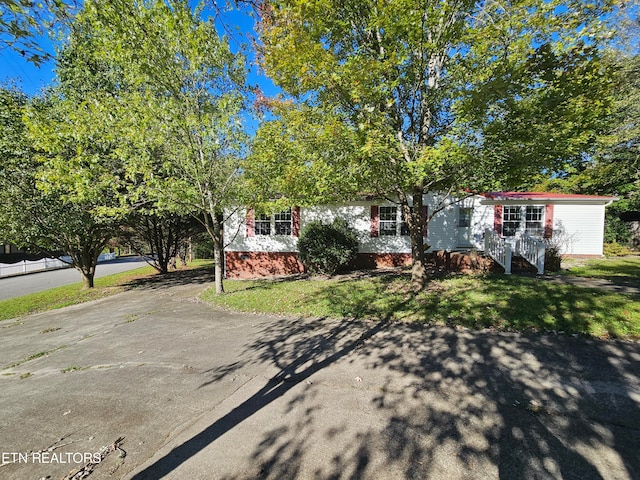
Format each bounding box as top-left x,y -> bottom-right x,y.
72,0 -> 249,294
0,87 -> 119,288
252,0 -> 615,284
119,212 -> 202,274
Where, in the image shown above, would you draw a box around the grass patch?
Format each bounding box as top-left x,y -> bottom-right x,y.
40,327 -> 62,334
61,366 -> 89,373
202,272 -> 640,340
6,347 -> 65,369
0,265 -> 157,322
0,260 -> 213,322
20,372 -> 32,379
563,255 -> 640,288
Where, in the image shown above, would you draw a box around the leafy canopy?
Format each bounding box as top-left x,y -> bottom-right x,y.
254,0 -> 615,197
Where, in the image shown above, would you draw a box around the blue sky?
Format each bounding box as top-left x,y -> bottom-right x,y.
0,4 -> 280,98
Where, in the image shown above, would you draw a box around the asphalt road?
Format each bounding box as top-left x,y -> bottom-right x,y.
0,268 -> 638,480
0,256 -> 150,301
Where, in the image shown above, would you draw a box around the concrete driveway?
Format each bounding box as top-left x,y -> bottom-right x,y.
0,269 -> 639,480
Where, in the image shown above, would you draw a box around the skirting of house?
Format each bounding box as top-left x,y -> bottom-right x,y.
225,251 -> 414,278
351,253 -> 412,270
225,252 -> 305,279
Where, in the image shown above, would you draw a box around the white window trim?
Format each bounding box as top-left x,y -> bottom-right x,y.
502,205 -> 545,238
458,206 -> 473,228
379,205 -> 409,237
255,209 -> 293,236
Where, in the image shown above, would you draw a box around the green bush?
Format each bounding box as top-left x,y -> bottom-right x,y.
604,242 -> 635,257
298,219 -> 359,275
544,246 -> 562,272
604,216 -> 633,245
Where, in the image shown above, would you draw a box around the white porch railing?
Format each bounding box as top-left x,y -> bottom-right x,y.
516,234 -> 545,274
484,228 -> 512,274
0,252 -> 116,278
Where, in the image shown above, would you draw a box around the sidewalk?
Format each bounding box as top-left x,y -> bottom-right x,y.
540,274 -> 640,296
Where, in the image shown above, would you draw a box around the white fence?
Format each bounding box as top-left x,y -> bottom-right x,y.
0,252 -> 116,278
516,234 -> 545,275
484,228 -> 512,274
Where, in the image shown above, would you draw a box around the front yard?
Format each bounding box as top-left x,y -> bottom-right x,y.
203,262 -> 640,340
561,255 -> 640,288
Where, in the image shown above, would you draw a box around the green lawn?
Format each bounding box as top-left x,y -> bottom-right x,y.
0,265 -> 158,321
562,255 -> 640,288
203,272 -> 640,339
0,260 -> 213,322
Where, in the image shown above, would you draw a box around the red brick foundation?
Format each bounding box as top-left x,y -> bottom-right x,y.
225,251 -> 415,278
225,252 -> 305,279
225,250 -> 504,278
352,253 -> 412,269
429,250 -> 499,273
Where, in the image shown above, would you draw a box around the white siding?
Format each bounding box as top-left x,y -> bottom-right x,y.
225,208 -> 298,253
225,195 -> 495,254
225,197 -> 607,256
423,194 -> 493,251
553,204 -> 606,255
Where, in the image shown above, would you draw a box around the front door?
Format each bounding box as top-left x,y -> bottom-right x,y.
457,207 -> 473,247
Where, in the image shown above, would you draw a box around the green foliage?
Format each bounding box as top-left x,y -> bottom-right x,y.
119,213 -> 202,274
72,0 -> 249,293
247,105 -> 361,206
0,0 -> 70,66
604,216 -> 633,245
534,54 -> 640,214
254,0 -> 616,282
0,87 -> 118,288
544,247 -> 563,273
297,219 -> 359,275
603,242 -> 636,258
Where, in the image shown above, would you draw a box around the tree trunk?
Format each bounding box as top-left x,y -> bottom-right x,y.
75,246 -> 101,290
81,271 -> 95,289
404,186 -> 428,288
212,214 -> 224,294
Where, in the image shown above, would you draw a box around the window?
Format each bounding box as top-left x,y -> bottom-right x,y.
502,206 -> 521,237
379,206 -> 397,236
274,209 -> 292,236
255,214 -> 271,236
255,209 -> 292,236
501,205 -> 545,238
378,206 -> 409,237
458,207 -> 472,228
525,206 -> 544,237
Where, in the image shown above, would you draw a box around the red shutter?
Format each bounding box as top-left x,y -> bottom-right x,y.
370,205 -> 379,237
246,208 -> 255,237
544,204 -> 554,239
494,205 -> 503,236
292,206 -> 301,237
422,206 -> 428,237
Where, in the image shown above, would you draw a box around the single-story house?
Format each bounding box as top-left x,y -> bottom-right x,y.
223,192 -> 616,278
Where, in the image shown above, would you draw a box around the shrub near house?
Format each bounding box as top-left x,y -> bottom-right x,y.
298,219 -> 359,275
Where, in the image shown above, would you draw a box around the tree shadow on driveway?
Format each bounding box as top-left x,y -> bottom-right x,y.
124,266 -> 215,292
130,302 -> 640,479
130,315 -> 388,479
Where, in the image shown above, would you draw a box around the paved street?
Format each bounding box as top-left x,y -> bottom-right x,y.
0,256 -> 149,301
0,269 -> 639,480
